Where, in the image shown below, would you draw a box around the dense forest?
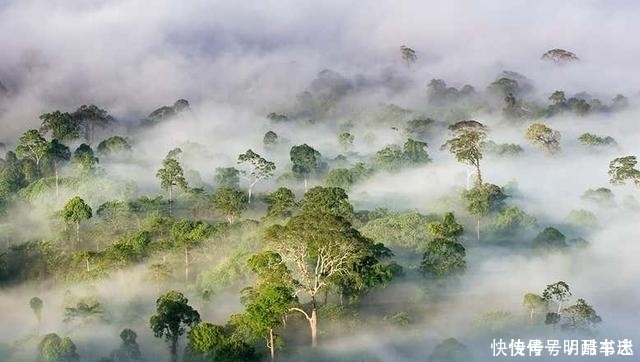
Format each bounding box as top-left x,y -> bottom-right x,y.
0,1 -> 639,362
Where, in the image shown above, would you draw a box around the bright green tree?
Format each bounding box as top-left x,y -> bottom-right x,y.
300,186 -> 354,220
61,196 -> 93,248
16,129 -> 49,176
264,187 -> 296,218
212,187 -> 248,223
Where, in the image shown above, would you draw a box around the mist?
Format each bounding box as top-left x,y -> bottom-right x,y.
1,1 -> 639,362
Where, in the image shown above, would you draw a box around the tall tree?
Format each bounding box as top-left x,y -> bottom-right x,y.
421,212 -> 466,277
232,252 -> 297,362
16,129 -> 49,176
212,187 -> 248,224
523,293 -> 547,322
39,111 -> 79,142
30,296 -> 43,336
526,123 -> 561,154
72,144 -> 99,173
542,281 -> 572,314
290,144 -> 324,191
264,212 -> 388,348
237,149 -> 275,203
72,104 -> 115,143
150,290 -> 201,362
264,187 -> 296,219
608,155 -> 640,187
402,138 -> 431,165
97,136 -> 132,156
463,183 -> 506,240
61,196 -> 93,248
170,219 -> 213,282
156,148 -> 188,217
441,120 -> 488,185
44,139 -> 71,199
400,45 -> 417,67
299,186 -> 354,220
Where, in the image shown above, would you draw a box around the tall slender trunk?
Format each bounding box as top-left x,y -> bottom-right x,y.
310,307 -> 318,348
476,218 -> 480,241
85,256 -> 90,272
475,160 -> 482,185
170,338 -> 178,362
248,179 -> 257,203
184,247 -> 190,282
304,177 -> 308,192
54,161 -> 59,200
75,221 -> 80,248
268,328 -> 275,362
168,186 -> 173,217
529,308 -> 534,322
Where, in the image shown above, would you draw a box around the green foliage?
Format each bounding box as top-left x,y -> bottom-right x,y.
578,133 -> 616,147
214,167 -> 240,189
237,149 -> 275,202
420,238 -> 466,277
63,295 -> 107,325
107,328 -> 142,362
487,206 -> 536,236
542,281 -> 571,311
39,111 -> 79,141
608,155 -> 640,185
427,212 -> 464,242
441,120 -> 487,184
338,132 -> 354,151
402,138 -> 431,165
97,136 -> 132,156
405,117 -> 435,140
73,144 -> 99,172
482,140 -> 523,157
300,186 -> 354,220
463,183 -> 507,218
581,187 -> 616,207
428,338 -> 474,362
523,293 -> 548,321
560,298 -> 602,332
263,130 -> 278,147
564,209 -> 597,229
264,187 -> 296,218
290,144 -> 326,182
373,145 -> 403,172
185,323 -> 257,362
213,187 -> 248,223
526,123 -> 561,154
150,290 -> 201,362
62,196 -> 93,224
157,148 -> 188,192
37,333 -> 79,362
532,227 -> 567,250
360,212 -> 436,252
72,104 -> 115,142
16,129 -> 49,170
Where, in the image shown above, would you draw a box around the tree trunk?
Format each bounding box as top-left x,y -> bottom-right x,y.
85,256 -> 90,272
54,161 -> 59,200
529,308 -> 534,322
170,338 -> 178,362
304,177 -> 308,192
168,186 -> 173,217
268,328 -> 275,362
248,179 -> 257,204
310,307 -> 318,348
476,218 -> 480,241
475,162 -> 483,185
184,247 -> 190,282
75,221 -> 80,248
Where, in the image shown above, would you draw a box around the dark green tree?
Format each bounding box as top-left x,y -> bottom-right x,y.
43,139 -> 71,198
150,290 -> 201,362
402,138 -> 430,165
542,281 -> 571,314
463,183 -> 507,240
30,296 -> 43,335
532,227 -> 567,251
71,104 -> 115,143
39,111 -> 79,142
300,186 -> 354,220
290,144 -> 324,190
73,144 -> 99,173
97,136 -> 132,156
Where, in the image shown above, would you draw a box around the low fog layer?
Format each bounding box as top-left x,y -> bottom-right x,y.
1,1 -> 639,362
